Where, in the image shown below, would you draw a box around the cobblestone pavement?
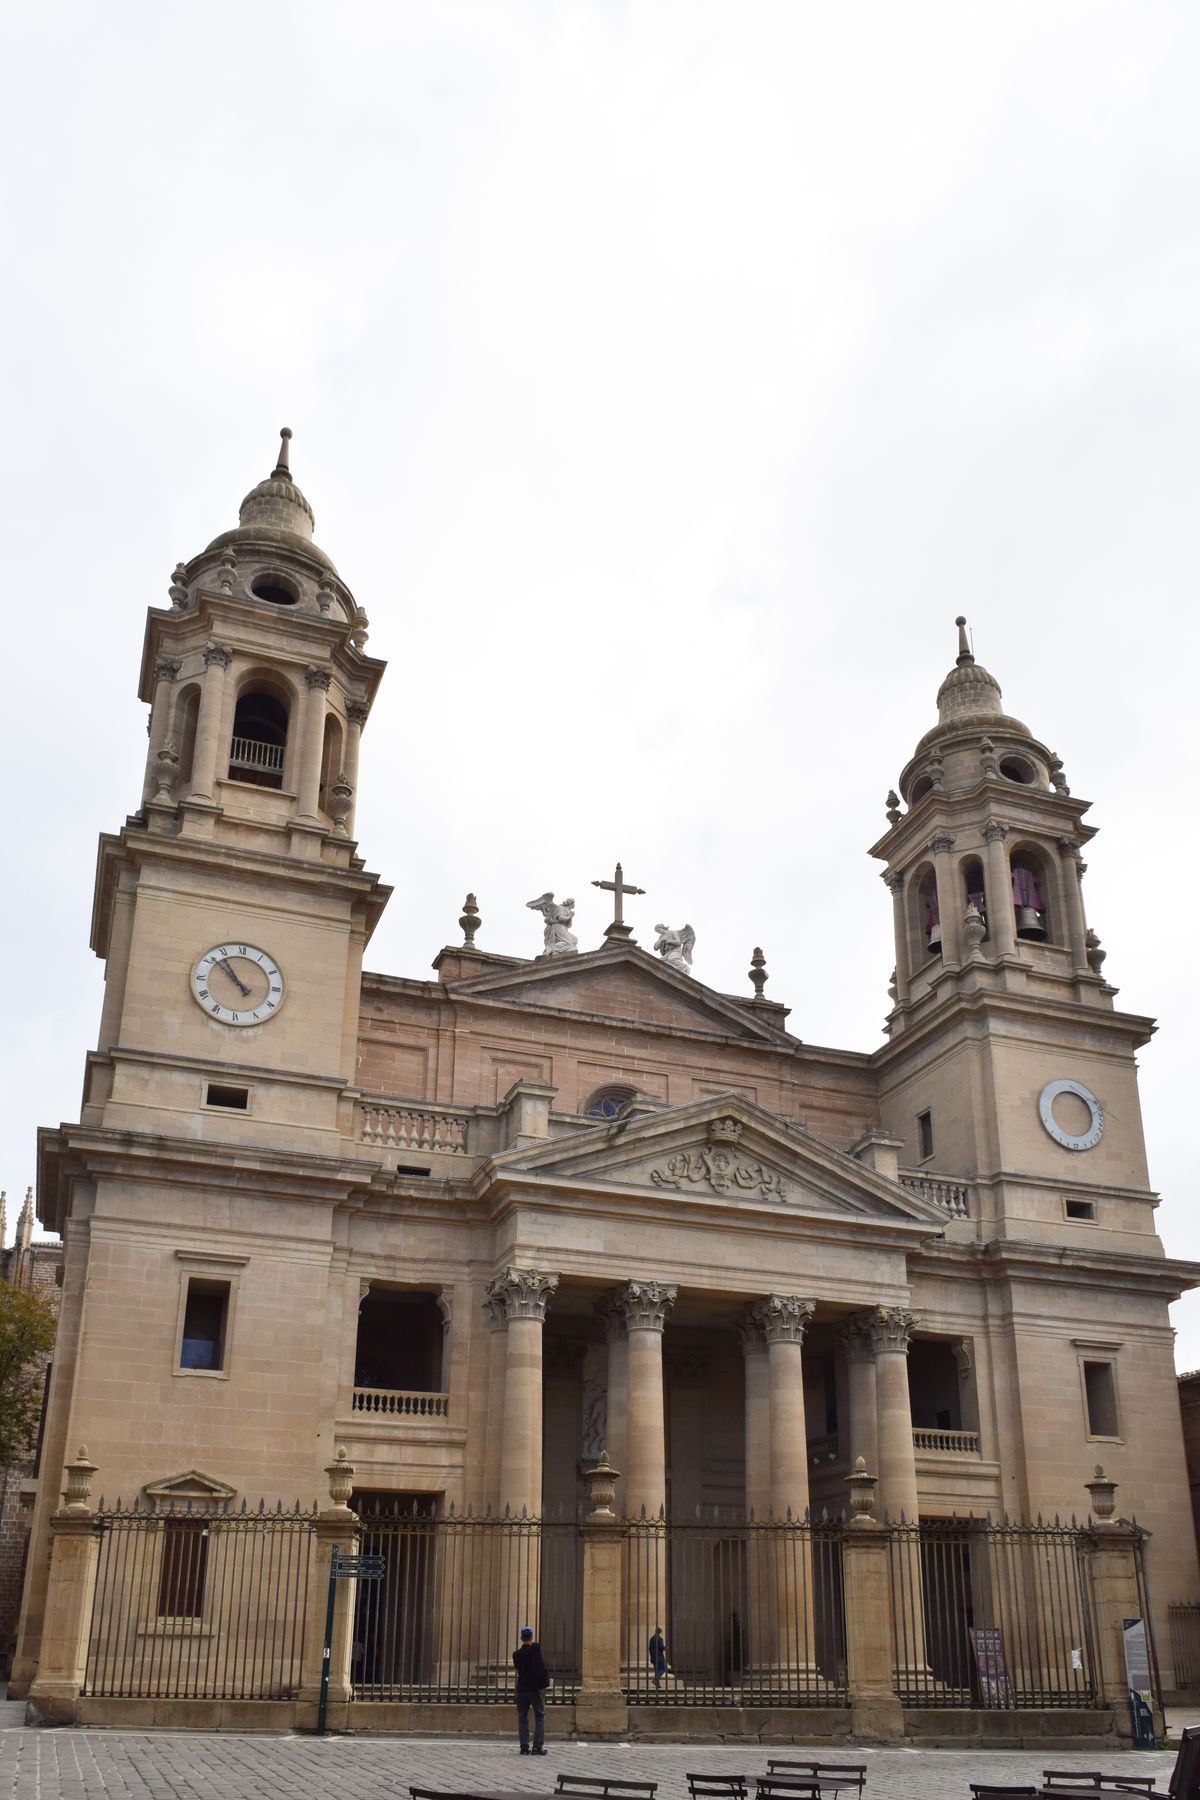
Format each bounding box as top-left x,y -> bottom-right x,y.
0,1730 -> 1179,1800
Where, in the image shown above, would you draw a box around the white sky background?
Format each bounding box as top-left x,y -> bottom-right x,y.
3,3 -> 1199,1356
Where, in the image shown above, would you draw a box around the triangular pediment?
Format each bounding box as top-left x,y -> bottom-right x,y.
143,1469 -> 238,1509
485,1093 -> 947,1229
447,945 -> 789,1043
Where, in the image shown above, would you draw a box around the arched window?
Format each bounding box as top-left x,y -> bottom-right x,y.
583,1084 -> 639,1120
1010,846 -> 1053,942
318,712 -> 343,817
229,684 -> 289,790
961,855 -> 987,940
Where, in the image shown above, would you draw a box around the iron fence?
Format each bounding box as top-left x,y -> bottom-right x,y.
83,1501 -> 314,1699
1169,1603 -> 1200,1694
889,1518 -> 1098,1708
352,1503 -> 582,1702
624,1512 -> 846,1705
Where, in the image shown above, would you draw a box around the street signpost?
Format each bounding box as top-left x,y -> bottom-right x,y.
317,1550 -> 385,1735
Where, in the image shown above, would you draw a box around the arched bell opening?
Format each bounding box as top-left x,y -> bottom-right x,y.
961,854 -> 988,940
1010,845 -> 1054,942
318,711 -> 344,817
228,678 -> 290,790
910,862 -> 941,963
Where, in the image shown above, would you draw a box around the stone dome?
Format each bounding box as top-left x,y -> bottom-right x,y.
201,428 -> 339,576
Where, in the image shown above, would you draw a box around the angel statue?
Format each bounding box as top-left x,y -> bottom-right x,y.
527,892 -> 579,957
654,922 -> 695,976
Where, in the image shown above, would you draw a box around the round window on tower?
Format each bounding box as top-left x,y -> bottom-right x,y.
251,571 -> 300,607
999,756 -> 1034,785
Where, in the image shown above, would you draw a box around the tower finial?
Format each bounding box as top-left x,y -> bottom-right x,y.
273,427 -> 293,479
16,1186 -> 33,1249
955,615 -> 973,667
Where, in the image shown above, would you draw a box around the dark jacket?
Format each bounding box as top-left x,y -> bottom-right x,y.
513,1641 -> 550,1693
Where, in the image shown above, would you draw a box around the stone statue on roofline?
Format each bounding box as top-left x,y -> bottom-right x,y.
527,892 -> 579,957
654,922 -> 695,975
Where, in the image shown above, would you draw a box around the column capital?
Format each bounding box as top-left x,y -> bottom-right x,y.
304,663 -> 333,691
202,641 -> 233,670
1057,835 -> 1083,862
735,1302 -> 769,1353
884,870 -> 906,896
982,818 -> 1009,844
838,1314 -> 878,1364
928,831 -> 956,856
751,1293 -> 815,1345
595,1296 -> 627,1341
345,701 -> 370,726
486,1265 -> 559,1322
153,656 -> 182,684
613,1279 -> 677,1333
867,1305 -> 920,1355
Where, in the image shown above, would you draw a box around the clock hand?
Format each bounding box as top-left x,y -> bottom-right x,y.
216,958 -> 252,998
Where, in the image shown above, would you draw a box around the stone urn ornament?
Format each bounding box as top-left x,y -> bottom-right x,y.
328,775 -> 353,834
150,737 -> 180,803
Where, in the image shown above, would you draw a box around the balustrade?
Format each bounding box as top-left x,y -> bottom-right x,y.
898,1171 -> 971,1217
359,1101 -> 469,1155
351,1387 -> 450,1418
911,1427 -> 979,1454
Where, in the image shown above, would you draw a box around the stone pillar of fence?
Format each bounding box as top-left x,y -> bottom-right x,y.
27,1447 -> 101,1725
840,1458 -> 905,1743
298,1448 -> 361,1731
578,1453 -> 629,1735
1084,1466 -> 1163,1743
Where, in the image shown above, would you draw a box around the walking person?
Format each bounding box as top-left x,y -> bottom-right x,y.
513,1624 -> 550,1754
648,1623 -> 668,1689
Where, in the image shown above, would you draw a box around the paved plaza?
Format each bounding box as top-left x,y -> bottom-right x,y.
0,1727 -> 1180,1800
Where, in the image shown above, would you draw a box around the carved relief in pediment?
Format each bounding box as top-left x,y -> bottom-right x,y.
649,1145 -> 786,1201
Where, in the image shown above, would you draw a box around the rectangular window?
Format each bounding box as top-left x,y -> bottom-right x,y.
205,1083 -> 249,1110
1083,1360 -> 1119,1437
917,1110 -> 934,1161
157,1520 -> 208,1618
1065,1198 -> 1095,1221
180,1280 -> 229,1372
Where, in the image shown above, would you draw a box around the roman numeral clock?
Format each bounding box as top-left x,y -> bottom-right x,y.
190,944 -> 286,1027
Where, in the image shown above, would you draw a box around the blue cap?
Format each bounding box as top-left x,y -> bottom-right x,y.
520,1626 -> 533,1638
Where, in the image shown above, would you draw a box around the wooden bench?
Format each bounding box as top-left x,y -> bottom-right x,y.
1043,1779 -> 1158,1796
687,1777 -> 749,1800
767,1765 -> 866,1798
554,1779 -> 658,1800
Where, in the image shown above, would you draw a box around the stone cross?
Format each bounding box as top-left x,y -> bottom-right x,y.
592,862 -> 645,943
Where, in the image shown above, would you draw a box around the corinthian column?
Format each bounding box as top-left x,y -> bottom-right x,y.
613,1279 -> 675,1693
867,1306 -> 920,1523
748,1294 -> 816,1682
189,642 -> 233,802
614,1280 -> 676,1518
486,1267 -> 559,1515
1058,836 -> 1089,973
929,833 -> 961,965
736,1306 -> 771,1522
983,820 -> 1017,957
298,664 -> 331,821
838,1314 -> 879,1478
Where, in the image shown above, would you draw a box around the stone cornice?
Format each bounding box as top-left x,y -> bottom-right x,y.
867,779 -> 1095,867
909,1235 -> 1200,1301
870,984 -> 1156,1067
137,593 -> 387,708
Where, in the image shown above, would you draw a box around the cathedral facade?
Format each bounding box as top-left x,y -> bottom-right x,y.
12,433 -> 1199,1711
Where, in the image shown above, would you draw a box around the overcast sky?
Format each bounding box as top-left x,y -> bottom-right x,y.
4,3 -> 1199,1360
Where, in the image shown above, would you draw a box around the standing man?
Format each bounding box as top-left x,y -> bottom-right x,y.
513,1624 -> 550,1754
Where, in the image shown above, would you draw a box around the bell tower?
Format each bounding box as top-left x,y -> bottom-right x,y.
77,428 -> 390,1158
869,618 -> 1154,1245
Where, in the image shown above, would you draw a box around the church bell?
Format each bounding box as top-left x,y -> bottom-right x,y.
1015,906 -> 1047,940
927,919 -> 942,953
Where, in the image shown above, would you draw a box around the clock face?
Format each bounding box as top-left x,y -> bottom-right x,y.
190,944 -> 285,1027
1038,1078 -> 1104,1151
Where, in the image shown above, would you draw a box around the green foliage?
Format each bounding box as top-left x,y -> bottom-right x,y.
0,1283 -> 57,1468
